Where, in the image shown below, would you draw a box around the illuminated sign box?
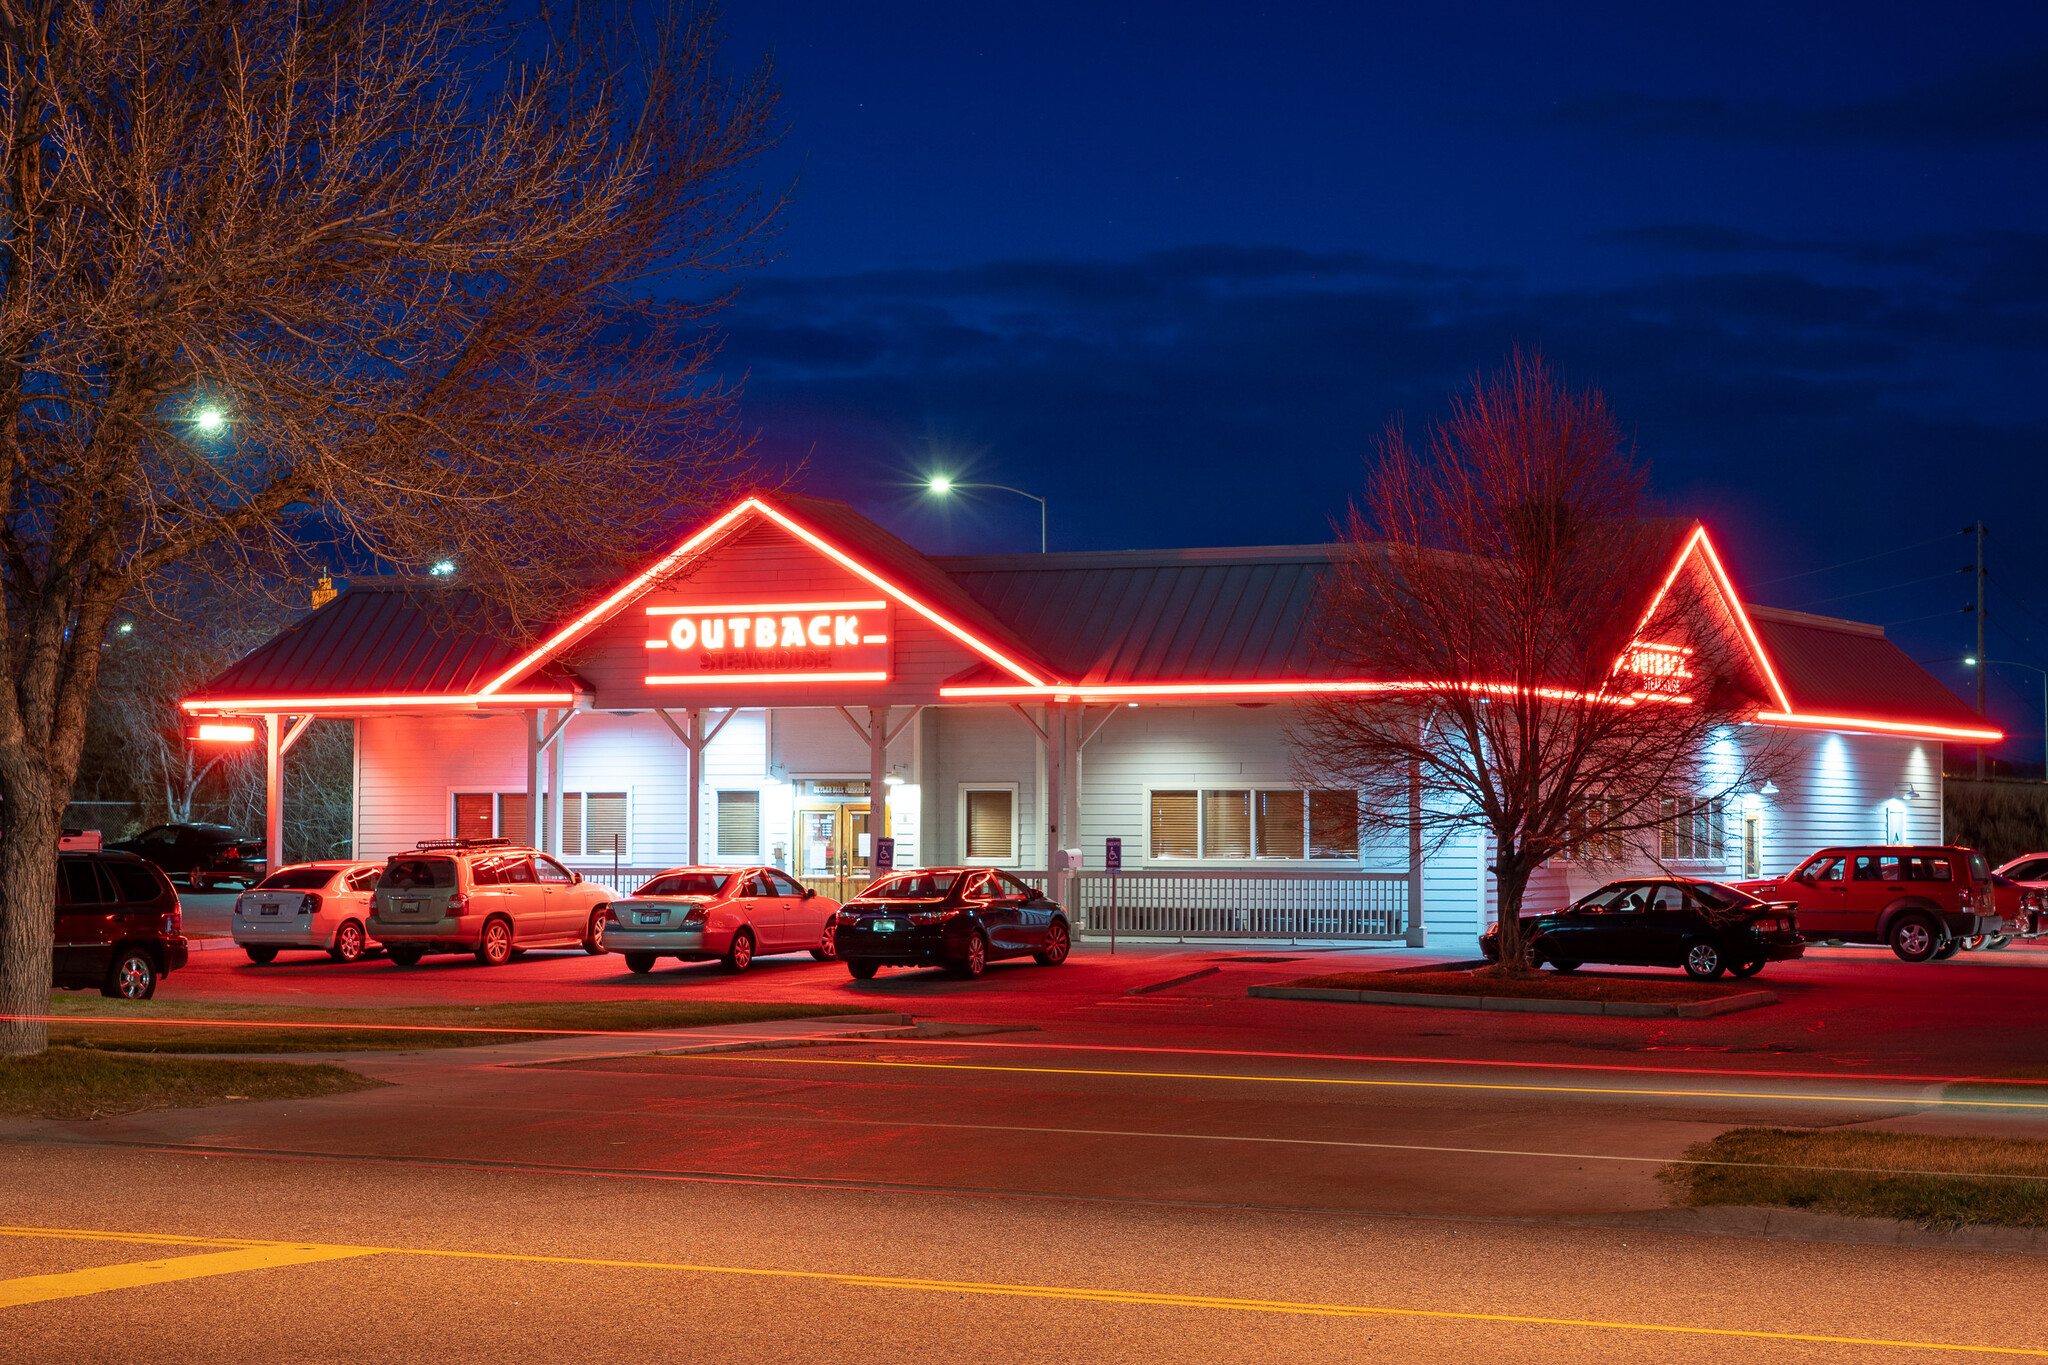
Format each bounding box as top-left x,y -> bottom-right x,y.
643,600 -> 892,685
186,720 -> 258,744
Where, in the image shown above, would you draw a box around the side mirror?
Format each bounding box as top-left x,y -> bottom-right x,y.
1794,871 -> 1815,886
802,887 -> 816,900
572,871 -> 584,884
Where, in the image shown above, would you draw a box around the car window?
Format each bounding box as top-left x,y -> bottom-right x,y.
1879,855 -> 1904,880
860,871 -> 961,900
1852,855 -> 1883,882
500,858 -> 537,885
1799,856 -> 1843,883
347,868 -> 382,892
769,871 -> 806,897
1602,884 -> 1649,914
2003,858 -> 2048,882
382,857 -> 457,889
108,863 -> 165,903
996,872 -> 1035,899
1904,857 -> 1952,882
636,873 -> 730,897
963,871 -> 997,901
1690,882 -> 1763,912
748,874 -> 777,897
60,861 -> 111,906
138,828 -> 177,849
534,857 -> 575,885
1644,884 -> 1686,912
256,867 -> 338,890
1970,852 -> 1992,883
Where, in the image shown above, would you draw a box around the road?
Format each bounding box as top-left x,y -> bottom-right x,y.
8,930 -> 2048,1359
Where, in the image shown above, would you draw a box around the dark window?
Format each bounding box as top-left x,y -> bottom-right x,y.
1603,884 -> 1651,914
963,871 -> 996,901
768,871 -> 806,898
1879,855 -> 1904,880
1800,856 -> 1844,883
347,868 -> 383,892
1309,791 -> 1360,859
499,858 -> 537,885
61,861 -> 111,905
256,868 -> 338,891
108,863 -> 165,903
1970,853 -> 1992,883
381,858 -> 457,889
2003,858 -> 2048,882
1852,855 -> 1882,882
1644,884 -> 1685,912
635,873 -> 729,897
1690,882 -> 1762,912
748,874 -> 777,897
860,872 -> 961,900
995,872 -> 1035,899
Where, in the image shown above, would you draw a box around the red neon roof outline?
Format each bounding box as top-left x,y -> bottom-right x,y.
1622,525 -> 1792,713
472,496 -> 1051,696
183,691 -> 578,713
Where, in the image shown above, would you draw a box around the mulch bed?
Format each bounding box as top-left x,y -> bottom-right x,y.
1284,969 -> 1754,1003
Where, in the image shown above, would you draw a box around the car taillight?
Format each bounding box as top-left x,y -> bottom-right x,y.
682,904 -> 708,924
835,910 -> 862,925
163,909 -> 181,934
221,846 -> 239,860
299,893 -> 320,915
446,892 -> 469,918
908,909 -> 963,926
605,905 -> 622,925
1959,888 -> 1973,909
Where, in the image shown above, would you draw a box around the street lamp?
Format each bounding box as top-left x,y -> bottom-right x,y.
194,406 -> 225,433
1964,657 -> 2048,778
925,476 -> 1047,554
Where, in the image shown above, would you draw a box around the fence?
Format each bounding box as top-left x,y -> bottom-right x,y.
1061,869 -> 1415,940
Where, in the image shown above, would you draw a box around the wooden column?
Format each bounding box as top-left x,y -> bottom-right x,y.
868,706 -> 889,864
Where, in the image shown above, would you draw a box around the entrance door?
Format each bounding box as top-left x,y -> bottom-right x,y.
797,805 -> 872,900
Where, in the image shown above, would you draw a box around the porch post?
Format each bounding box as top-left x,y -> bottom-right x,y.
1043,702 -> 1063,874
868,706 -> 889,863
546,709 -> 565,855
263,714 -> 283,874
1405,760 -> 1426,947
688,707 -> 705,864
525,709 -> 542,848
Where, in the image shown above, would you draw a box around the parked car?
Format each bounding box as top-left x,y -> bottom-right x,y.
1736,845 -> 2003,962
45,850 -> 188,998
1479,877 -> 1804,980
233,861 -> 386,964
368,839 -> 612,966
1984,855 -> 2048,948
833,868 -> 1072,980
110,823 -> 266,890
604,866 -> 840,974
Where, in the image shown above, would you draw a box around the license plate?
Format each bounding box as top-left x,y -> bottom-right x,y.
635,913 -> 664,925
873,920 -> 896,933
399,899 -> 422,915
259,903 -> 280,916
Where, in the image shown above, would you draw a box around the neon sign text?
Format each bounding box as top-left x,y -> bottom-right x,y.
643,599 -> 890,685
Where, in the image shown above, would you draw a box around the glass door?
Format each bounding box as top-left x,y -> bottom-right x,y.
798,805 -> 872,901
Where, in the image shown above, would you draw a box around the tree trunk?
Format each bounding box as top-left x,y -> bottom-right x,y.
0,764 -> 61,1056
1491,850 -> 1537,978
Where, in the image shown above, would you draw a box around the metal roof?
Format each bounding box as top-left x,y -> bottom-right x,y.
1747,606 -> 1984,730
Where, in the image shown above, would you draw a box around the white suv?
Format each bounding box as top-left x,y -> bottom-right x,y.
370,839 -> 613,967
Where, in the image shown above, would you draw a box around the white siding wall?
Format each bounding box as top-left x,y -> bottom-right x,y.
930,707 -> 1042,866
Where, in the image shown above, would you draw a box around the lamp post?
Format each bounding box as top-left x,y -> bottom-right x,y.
926,476 -> 1047,553
1964,656 -> 2048,779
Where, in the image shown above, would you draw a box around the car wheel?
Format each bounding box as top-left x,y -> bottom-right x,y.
387,947 -> 424,967
1034,920 -> 1071,966
624,951 -> 656,974
948,931 -> 988,980
810,920 -> 839,962
1932,939 -> 1962,961
1889,915 -> 1940,963
244,946 -> 278,965
722,928 -> 755,974
1546,959 -> 1581,973
1731,958 -> 1766,978
1963,934 -> 1986,950
848,961 -> 879,980
329,920 -> 367,963
190,874 -> 211,892
1987,934 -> 2014,950
475,917 -> 514,966
583,908 -> 608,954
1682,941 -> 1725,981
101,950 -> 158,1000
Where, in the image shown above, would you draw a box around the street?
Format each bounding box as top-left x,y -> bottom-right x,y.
7,929 -> 2048,1359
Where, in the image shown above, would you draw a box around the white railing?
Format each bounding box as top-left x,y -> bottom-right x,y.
579,867 -> 676,895
1058,869 -> 1415,940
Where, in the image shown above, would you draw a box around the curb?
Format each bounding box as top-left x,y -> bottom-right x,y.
1563,1204 -> 2048,1256
1246,983 -> 1777,1017
1127,967 -> 1222,995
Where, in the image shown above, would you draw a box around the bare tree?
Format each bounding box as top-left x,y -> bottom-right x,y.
0,0 -> 782,1053
1293,353 -> 1782,973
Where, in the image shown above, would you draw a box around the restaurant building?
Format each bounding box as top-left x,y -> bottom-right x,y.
182,493 -> 1999,947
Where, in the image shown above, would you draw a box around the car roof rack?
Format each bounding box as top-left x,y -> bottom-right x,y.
412,838 -> 514,851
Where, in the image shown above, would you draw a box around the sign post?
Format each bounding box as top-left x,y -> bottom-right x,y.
1104,836 -> 1122,954
874,836 -> 895,876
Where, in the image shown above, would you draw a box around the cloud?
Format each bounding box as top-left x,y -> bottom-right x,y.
1551,51 -> 2048,146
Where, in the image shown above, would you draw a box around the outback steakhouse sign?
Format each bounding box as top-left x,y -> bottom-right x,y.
643,599 -> 892,684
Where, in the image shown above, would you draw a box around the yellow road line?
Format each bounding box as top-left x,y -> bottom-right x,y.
711,1054 -> 2048,1110
0,1241 -> 379,1308
1,1224 -> 2043,1354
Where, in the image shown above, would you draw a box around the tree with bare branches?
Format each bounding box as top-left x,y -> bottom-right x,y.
1292,353 -> 1783,973
0,0 -> 782,1053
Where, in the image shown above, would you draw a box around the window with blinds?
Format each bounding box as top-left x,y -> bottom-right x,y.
964,790 -> 1014,860
1150,790 -> 1198,858
716,791 -> 761,858
1202,790 -> 1252,858
1660,797 -> 1725,860
498,793 -> 530,843
1308,791 -> 1359,859
1256,790 -> 1306,858
453,790 -> 626,858
585,793 -> 628,860
454,793 -> 494,842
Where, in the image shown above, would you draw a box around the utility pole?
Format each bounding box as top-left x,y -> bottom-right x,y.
1970,521 -> 1988,780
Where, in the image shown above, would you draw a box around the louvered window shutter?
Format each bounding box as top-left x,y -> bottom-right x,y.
965,790 -> 1013,860
716,791 -> 760,858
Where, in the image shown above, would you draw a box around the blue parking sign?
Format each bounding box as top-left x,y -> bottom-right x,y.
1104,836 -> 1121,873
874,836 -> 895,873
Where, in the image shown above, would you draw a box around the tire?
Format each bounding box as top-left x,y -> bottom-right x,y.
583,908 -> 608,955
624,951 -> 656,974
810,921 -> 838,962
847,961 -> 879,980
101,949 -> 158,1000
722,928 -> 755,974
1731,959 -> 1766,978
1988,934 -> 2014,950
1932,939 -> 1962,961
329,920 -> 367,964
1682,940 -> 1725,981
475,917 -> 514,966
387,947 -> 424,967
1963,935 -> 1986,951
190,875 -> 211,893
1547,959 -> 1581,974
1034,920 -> 1071,966
1889,915 -> 1940,963
244,946 -> 278,965
947,931 -> 989,980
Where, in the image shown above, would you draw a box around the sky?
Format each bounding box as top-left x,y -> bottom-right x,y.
694,0 -> 2048,763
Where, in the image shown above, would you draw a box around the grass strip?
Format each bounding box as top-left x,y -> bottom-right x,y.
0,1046 -> 381,1120
1284,970 -> 1748,1003
1661,1127 -> 2048,1229
33,997 -> 896,1054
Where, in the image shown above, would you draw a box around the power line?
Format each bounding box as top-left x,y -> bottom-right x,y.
1882,610 -> 1964,629
1792,570 -> 1957,611
1750,531 -> 1959,589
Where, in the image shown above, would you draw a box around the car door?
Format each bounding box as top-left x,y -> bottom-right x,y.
57,860 -> 117,981
1639,882 -> 1695,965
769,870 -> 821,951
1583,883 -> 1651,963
494,856 -> 546,940
1785,855 -> 1847,936
742,872 -> 789,949
964,872 -> 1024,955
995,872 -> 1048,948
533,855 -> 580,939
1846,853 -> 1902,939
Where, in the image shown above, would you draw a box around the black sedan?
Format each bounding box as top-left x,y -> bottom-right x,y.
834,868 -> 1072,980
1480,877 -> 1804,980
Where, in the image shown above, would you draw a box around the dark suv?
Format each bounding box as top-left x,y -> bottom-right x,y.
110,823 -> 266,890
54,851 -> 188,998
1737,845 -> 2002,962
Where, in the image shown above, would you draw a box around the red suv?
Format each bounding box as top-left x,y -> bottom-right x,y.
1737,846 -> 2001,962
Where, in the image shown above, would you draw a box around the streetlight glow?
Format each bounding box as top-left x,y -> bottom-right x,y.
195,407 -> 225,433
920,476 -> 1047,553
928,476 -> 952,494
429,560 -> 456,576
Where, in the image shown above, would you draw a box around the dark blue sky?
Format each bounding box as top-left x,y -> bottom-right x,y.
701,0 -> 2048,759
